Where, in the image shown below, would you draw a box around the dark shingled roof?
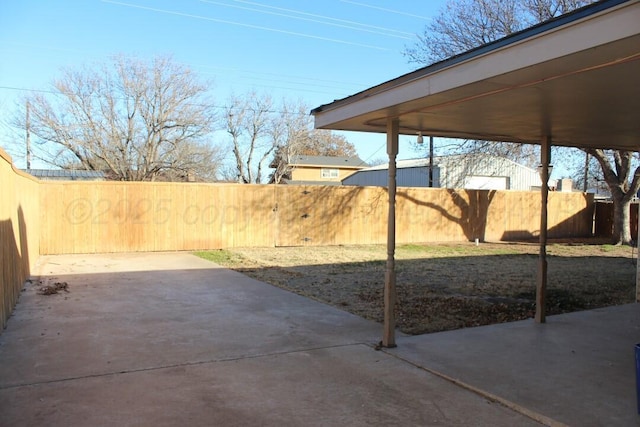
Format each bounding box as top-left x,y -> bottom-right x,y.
23,169 -> 106,181
289,155 -> 368,168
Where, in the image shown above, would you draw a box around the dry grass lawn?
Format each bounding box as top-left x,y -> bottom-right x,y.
195,240 -> 637,335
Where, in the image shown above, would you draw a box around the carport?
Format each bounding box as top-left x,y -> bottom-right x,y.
311,0 -> 640,347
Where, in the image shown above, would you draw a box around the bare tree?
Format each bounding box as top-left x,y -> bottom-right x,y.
522,0 -> 595,22
561,147 -> 602,193
223,92 -> 277,184
404,0 -> 519,66
417,138 -> 541,168
404,0 -> 640,244
268,100 -> 312,184
15,55 -> 222,181
404,0 -> 593,65
301,130 -> 356,157
587,150 -> 640,244
220,94 -> 358,184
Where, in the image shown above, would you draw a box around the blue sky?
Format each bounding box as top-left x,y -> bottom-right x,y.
0,0 -> 448,168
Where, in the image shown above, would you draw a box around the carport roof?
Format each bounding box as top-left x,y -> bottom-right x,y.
311,0 -> 640,152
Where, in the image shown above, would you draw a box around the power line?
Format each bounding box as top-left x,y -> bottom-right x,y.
340,0 -> 435,21
100,0 -> 389,51
189,62 -> 366,88
0,86 -> 60,95
204,0 -> 414,39
0,45 -> 367,97
218,81 -> 352,98
0,80 -> 354,104
3,1 -> 404,105
193,66 -> 361,93
211,72 -> 357,96
0,85 -> 320,116
0,42 -> 365,94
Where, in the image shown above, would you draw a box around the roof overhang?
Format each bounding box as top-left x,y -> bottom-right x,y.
291,164 -> 365,169
311,0 -> 640,152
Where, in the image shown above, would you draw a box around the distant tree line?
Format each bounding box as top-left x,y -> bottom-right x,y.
13,55 -> 355,184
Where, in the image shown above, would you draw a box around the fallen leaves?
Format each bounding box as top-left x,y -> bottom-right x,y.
38,282 -> 70,295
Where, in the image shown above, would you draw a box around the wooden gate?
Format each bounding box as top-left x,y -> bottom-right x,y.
274,185 -> 388,247
274,186 -> 315,246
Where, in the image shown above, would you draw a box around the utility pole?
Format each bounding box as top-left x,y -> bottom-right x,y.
26,101 -> 31,169
428,136 -> 434,187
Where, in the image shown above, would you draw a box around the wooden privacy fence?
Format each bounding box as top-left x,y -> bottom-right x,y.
0,149 -> 40,330
0,156 -> 596,328
594,201 -> 639,239
39,181 -> 595,254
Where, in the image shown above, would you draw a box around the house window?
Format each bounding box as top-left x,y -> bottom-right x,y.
321,168 -> 339,179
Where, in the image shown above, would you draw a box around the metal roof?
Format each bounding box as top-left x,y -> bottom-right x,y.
361,154 -> 536,171
24,169 -> 106,180
311,0 -> 640,152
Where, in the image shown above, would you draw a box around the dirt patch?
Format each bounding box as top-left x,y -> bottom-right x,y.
37,281 -> 70,295
196,240 -> 637,335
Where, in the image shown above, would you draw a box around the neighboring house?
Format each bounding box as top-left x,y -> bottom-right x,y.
23,169 -> 106,181
280,155 -> 368,185
342,154 -> 551,191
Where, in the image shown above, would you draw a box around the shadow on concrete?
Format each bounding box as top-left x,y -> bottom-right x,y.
207,249 -> 640,426
0,252 -> 540,426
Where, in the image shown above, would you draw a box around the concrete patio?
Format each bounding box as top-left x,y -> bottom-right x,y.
0,252 -> 638,426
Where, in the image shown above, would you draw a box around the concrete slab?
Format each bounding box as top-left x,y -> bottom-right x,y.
389,304 -> 640,427
0,253 -> 380,388
0,253 -> 540,426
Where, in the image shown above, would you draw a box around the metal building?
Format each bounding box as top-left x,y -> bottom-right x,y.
342,154 -> 544,190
